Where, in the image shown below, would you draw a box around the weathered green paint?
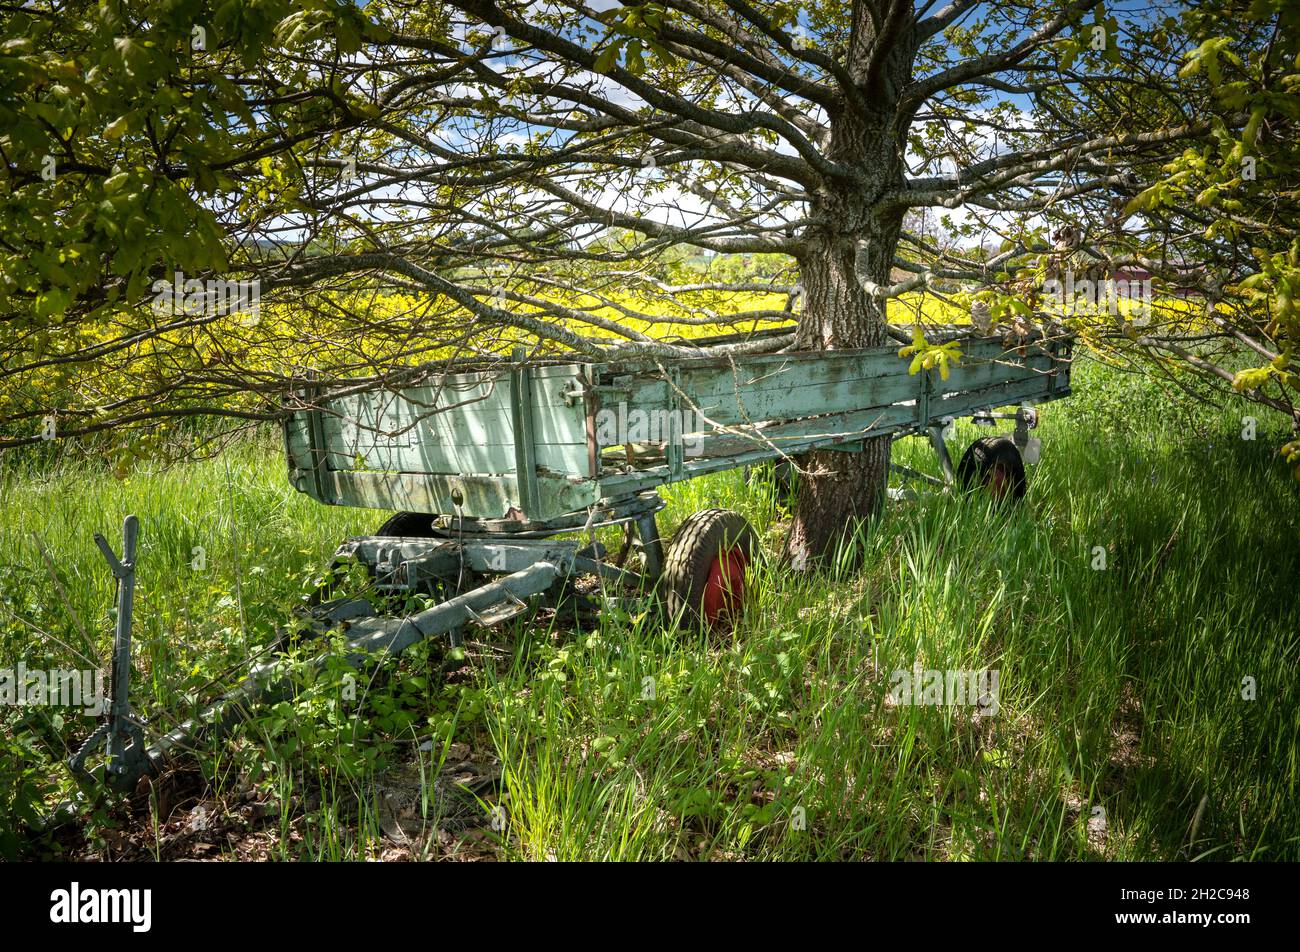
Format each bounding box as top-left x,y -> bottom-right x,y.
600,347 -> 915,432
286,361 -> 592,517
509,355 -> 542,516
319,468 -> 599,519
285,334 -> 1072,521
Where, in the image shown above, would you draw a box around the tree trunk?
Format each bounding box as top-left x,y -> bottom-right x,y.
785,121 -> 906,569
783,2 -> 915,568
785,227 -> 900,568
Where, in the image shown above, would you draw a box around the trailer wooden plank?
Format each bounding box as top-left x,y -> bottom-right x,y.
597,401 -> 921,498
934,352 -> 1057,395
604,351 -> 917,434
931,374 -> 1068,420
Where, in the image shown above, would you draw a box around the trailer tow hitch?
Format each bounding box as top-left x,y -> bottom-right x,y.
47,519 -> 570,826
67,515 -> 152,794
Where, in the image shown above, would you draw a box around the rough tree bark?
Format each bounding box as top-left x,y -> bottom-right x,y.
785,8 -> 913,568
786,226 -> 898,568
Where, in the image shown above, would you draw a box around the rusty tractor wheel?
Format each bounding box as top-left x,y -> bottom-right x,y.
663,509 -> 759,629
956,436 -> 1026,502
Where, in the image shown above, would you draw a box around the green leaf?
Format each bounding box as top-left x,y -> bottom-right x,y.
1232,366 -> 1272,391
593,42 -> 622,74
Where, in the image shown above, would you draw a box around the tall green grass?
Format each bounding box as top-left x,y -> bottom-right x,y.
1,356 -> 1296,860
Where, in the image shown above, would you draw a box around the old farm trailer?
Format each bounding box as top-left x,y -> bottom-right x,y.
62,324 -> 1071,798
290,328 -> 1068,521
280,325 -> 1070,628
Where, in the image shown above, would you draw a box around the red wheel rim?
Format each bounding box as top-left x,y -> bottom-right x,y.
701,547 -> 749,625
988,462 -> 1011,499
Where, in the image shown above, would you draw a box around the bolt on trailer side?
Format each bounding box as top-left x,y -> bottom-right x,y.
284,326 -> 1071,523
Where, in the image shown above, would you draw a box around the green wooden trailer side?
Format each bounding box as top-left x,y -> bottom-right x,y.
283,331 -> 1072,522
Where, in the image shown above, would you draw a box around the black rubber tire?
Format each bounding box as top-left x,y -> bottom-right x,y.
956,436 -> 1026,501
375,511 -> 440,537
662,509 -> 759,627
